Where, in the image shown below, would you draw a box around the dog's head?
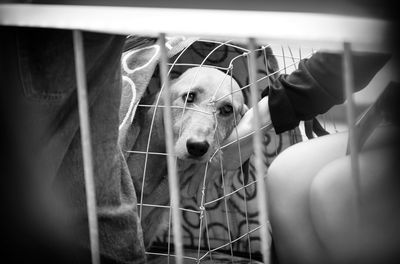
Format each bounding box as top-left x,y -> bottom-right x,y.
167,67 -> 247,164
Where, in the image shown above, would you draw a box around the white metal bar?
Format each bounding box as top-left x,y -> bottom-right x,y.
287,46 -> 298,70
213,115 -> 235,262
167,206 -> 172,264
72,30 -> 100,264
248,38 -> 271,264
264,49 -> 281,156
343,42 -> 361,204
0,4 -> 392,52
196,163 -> 210,262
225,69 -> 253,258
159,33 -> 184,264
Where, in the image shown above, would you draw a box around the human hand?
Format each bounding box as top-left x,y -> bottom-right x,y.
221,96 -> 273,170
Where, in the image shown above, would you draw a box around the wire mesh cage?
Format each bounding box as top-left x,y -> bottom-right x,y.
119,38 -> 326,263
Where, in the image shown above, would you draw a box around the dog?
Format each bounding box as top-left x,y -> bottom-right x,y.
126,66 -> 248,247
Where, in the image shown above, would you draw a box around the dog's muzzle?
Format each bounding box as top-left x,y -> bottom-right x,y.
186,139 -> 210,158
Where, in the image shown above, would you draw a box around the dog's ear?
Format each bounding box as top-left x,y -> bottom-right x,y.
240,104 -> 249,117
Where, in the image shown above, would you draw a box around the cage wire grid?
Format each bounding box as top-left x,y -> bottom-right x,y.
123,38 -> 320,263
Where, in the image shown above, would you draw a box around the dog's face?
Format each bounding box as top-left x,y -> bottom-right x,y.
167,67 -> 247,164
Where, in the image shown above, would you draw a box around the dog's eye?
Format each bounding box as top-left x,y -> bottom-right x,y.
182,92 -> 196,103
219,104 -> 233,116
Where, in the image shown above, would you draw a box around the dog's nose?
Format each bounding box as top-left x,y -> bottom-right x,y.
186,139 -> 210,157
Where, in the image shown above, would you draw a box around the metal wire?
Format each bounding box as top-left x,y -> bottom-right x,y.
204,174 -> 268,206
214,112 -> 235,262
198,225 -> 263,261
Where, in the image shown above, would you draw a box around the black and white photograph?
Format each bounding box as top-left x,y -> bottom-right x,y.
0,1 -> 399,263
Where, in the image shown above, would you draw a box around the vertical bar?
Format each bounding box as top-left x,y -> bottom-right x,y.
159,33 -> 184,264
214,121 -> 234,262
263,48 -> 279,157
229,68 -> 253,260
248,38 -> 271,264
73,30 -> 100,264
343,42 -> 361,204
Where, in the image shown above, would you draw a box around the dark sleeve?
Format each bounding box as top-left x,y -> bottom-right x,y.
267,51 -> 391,134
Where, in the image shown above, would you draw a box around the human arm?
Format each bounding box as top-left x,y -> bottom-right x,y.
222,51 -> 390,170
269,51 -> 390,133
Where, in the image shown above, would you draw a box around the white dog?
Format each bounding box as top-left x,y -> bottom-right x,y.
126,66 -> 247,247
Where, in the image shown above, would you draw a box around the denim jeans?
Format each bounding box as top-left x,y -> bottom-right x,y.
0,27 -> 145,263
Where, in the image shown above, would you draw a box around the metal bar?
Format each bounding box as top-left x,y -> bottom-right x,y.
0,4 -> 391,52
248,37 -> 271,264
159,33 -> 184,264
214,117 -> 234,262
343,42 -> 361,204
228,67 -> 253,260
167,207 -> 173,264
196,163 -> 210,262
72,30 -> 100,264
263,48 -> 279,156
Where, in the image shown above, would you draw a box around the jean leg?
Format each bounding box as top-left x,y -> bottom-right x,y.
0,27 -> 145,263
